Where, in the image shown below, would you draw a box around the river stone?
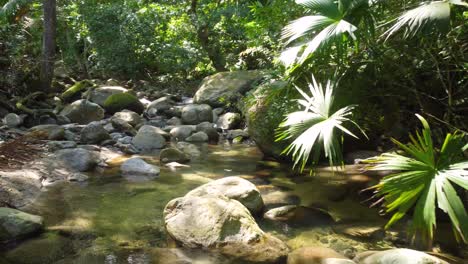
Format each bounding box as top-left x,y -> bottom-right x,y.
132,125 -> 166,150
147,96 -> 174,113
3,113 -> 23,127
170,125 -> 196,141
160,148 -> 190,164
111,117 -> 137,135
113,110 -> 143,127
264,205 -> 298,221
0,207 -> 43,241
185,131 -> 209,142
193,71 -> 265,107
186,176 -> 264,215
288,247 -> 355,264
60,99 -> 105,125
55,148 -> 99,172
354,248 -> 449,264
181,104 -> 213,125
196,122 -> 219,142
89,86 -> 128,106
121,157 -> 160,180
29,124 -> 65,140
47,141 -> 77,151
217,112 -> 241,130
80,122 -> 111,144
167,117 -> 182,126
67,173 -> 89,182
164,195 -> 288,263
176,142 -> 201,159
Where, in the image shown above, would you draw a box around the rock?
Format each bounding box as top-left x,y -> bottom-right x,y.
121,158 -> 160,180
164,195 -> 288,263
185,131 -> 209,142
186,176 -> 264,214
333,223 -> 384,239
196,122 -> 219,142
3,113 -> 23,127
147,96 -> 174,113
29,124 -> 65,140
181,104 -> 213,125
167,117 -> 182,126
212,107 -> 224,123
264,205 -> 333,225
132,125 -> 167,150
117,136 -> 133,145
227,129 -> 249,140
288,247 -> 354,264
217,112 -> 241,130
56,148 -> 99,172
67,173 -> 89,182
354,248 -> 449,264
264,205 -> 298,221
47,141 -> 77,151
56,115 -> 71,125
111,117 -> 137,135
0,207 -> 43,241
170,125 -> 196,141
89,86 -> 128,106
80,122 -> 111,144
160,148 -> 190,164
193,71 -> 265,107
116,143 -> 139,155
103,93 -> 145,114
60,99 -> 105,125
176,142 -> 201,159
165,106 -> 183,118
113,110 -> 143,127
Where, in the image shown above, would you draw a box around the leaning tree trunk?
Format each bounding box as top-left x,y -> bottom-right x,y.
40,0 -> 57,92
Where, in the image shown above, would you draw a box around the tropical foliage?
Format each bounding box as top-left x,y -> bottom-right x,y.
276,76 -> 366,171
364,115 -> 468,245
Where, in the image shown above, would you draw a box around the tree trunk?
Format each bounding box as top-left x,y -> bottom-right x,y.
40,0 -> 57,92
197,26 -> 227,72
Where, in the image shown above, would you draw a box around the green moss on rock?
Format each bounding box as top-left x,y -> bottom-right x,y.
103,93 -> 144,114
61,80 -> 94,102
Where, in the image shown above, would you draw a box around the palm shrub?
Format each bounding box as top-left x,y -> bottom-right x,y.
276,75 -> 366,171
364,114 -> 468,245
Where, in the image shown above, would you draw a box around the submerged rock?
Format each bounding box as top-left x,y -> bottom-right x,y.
186,176 -> 264,215
288,247 -> 354,264
60,99 -> 105,125
0,207 -> 43,242
164,195 -> 288,263
354,248 -> 449,264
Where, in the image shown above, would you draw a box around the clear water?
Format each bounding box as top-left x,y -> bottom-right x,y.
0,143 -> 422,264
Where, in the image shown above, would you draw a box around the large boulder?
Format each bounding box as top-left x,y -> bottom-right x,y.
186,176 -> 264,215
0,207 -> 43,242
164,195 -> 288,263
60,99 -> 105,125
193,71 -> 265,107
29,125 -> 65,140
132,125 -> 166,150
288,247 -> 354,264
216,112 -> 241,130
121,157 -> 160,181
55,148 -> 99,172
89,86 -> 128,106
354,249 -> 449,264
103,93 -> 145,114
181,104 -> 213,125
80,122 -> 111,144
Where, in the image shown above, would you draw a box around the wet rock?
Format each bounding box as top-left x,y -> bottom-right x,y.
55,148 -> 99,172
181,104 -> 213,125
147,96 -> 174,113
47,141 -> 77,151
288,247 -> 354,264
132,125 -> 167,150
164,195 -> 288,263
193,71 -> 265,107
121,157 -> 160,180
170,125 -> 196,141
113,110 -> 143,127
217,112 -> 241,130
89,86 -> 128,106
186,176 -> 264,214
0,207 -> 43,241
60,99 -> 105,125
160,148 -> 190,164
29,124 -> 65,140
3,113 -> 23,127
176,142 -> 201,159
354,248 -> 449,264
80,122 -> 111,144
185,131 -> 209,142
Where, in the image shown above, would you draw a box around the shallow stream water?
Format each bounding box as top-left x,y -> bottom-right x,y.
0,143 -> 415,263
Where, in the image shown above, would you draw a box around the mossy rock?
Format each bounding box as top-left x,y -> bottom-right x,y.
61,80 -> 94,102
103,93 -> 144,114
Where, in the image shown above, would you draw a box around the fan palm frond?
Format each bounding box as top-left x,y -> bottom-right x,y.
364,114 -> 468,245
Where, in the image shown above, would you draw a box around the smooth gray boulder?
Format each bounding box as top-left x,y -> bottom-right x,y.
181,104 -> 213,125
185,131 -> 209,143
170,125 -> 196,141
113,110 -> 143,127
132,125 -> 166,150
354,248 -> 449,264
121,157 -> 160,181
55,148 -> 99,172
0,208 -> 43,241
164,195 -> 288,263
176,142 -> 201,159
60,99 -> 105,125
186,176 -> 264,215
80,122 -> 111,144
216,112 -> 241,130
89,86 -> 128,106
3,113 -> 22,128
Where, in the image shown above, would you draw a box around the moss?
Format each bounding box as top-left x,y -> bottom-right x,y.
103,93 -> 144,114
61,80 -> 94,102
